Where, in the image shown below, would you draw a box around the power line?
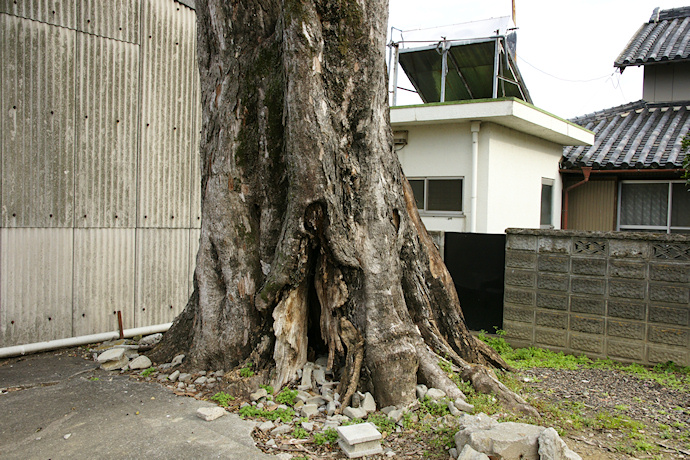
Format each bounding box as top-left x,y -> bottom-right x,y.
517,55 -> 616,83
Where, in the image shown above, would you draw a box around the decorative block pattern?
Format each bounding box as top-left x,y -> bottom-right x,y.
504,230 -> 690,367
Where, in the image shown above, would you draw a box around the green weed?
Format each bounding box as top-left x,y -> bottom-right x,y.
313,428 -> 339,445
239,362 -> 254,378
210,391 -> 235,407
275,389 -> 298,406
141,367 -> 156,377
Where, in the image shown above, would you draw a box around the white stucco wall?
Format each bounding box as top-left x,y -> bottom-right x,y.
396,122 -> 471,233
395,121 -> 564,234
482,124 -> 563,233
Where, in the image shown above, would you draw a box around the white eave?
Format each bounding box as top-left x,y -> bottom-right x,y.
390,98 -> 593,146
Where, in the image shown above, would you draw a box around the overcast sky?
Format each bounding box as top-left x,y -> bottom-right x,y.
388,0 -> 689,119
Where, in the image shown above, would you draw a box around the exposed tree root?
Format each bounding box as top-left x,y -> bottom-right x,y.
336,318 -> 364,413
462,364 -> 540,418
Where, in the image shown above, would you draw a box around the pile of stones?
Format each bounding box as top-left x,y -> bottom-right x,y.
94,336 -> 581,459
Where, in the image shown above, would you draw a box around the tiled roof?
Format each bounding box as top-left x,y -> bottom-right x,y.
615,7 -> 690,68
562,100 -> 690,170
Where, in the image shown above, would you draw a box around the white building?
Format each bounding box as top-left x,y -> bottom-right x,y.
392,98 -> 593,235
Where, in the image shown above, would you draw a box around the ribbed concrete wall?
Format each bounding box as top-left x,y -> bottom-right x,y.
0,0 -> 201,347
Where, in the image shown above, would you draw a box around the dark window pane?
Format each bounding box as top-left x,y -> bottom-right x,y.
427,179 -> 462,212
540,184 -> 553,226
409,179 -> 424,210
620,183 -> 668,226
671,183 -> 690,227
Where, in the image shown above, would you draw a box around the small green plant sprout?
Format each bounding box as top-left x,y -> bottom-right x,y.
275,388 -> 298,406
141,367 -> 156,377
210,392 -> 235,407
368,413 -> 396,435
259,384 -> 274,394
313,428 -> 339,445
88,376 -> 99,381
239,362 -> 254,378
292,426 -> 308,439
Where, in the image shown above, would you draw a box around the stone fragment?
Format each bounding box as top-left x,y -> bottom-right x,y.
454,398 -> 475,413
301,421 -> 314,432
266,439 -> 277,447
171,354 -> 185,366
343,406 -> 368,420
447,401 -> 462,417
194,376 -> 207,385
457,444 -> 490,460
351,392 -> 361,408
315,356 -> 328,367
326,401 -> 337,416
538,427 -> 582,460
294,400 -> 304,410
271,424 -> 293,436
139,333 -> 163,347
301,404 -> 319,418
454,413 -> 499,449
301,363 -> 314,389
178,373 -> 192,383
313,367 -> 327,385
389,408 -> 405,423
328,414 -> 349,423
381,405 -> 396,415
258,421 -> 275,432
337,422 -> 383,458
384,448 -> 396,457
425,388 -> 446,400
128,355 -> 152,370
168,370 -> 180,382
124,350 -> 139,359
250,388 -> 268,401
361,392 -> 376,413
306,396 -> 327,406
196,406 -> 226,421
296,390 -> 310,403
415,384 -> 428,399
467,422 -> 545,460
97,348 -> 126,363
323,420 -> 341,430
158,363 -> 173,371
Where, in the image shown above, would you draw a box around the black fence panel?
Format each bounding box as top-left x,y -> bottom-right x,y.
444,232 -> 506,332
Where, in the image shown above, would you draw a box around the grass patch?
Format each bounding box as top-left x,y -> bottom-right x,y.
313,428 -> 338,445
238,405 -> 294,422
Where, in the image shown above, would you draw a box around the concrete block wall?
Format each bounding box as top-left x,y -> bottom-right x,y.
503,229 -> 690,366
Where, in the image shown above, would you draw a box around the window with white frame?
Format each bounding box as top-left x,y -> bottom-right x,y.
408,177 -> 463,215
618,180 -> 690,234
540,178 -> 554,229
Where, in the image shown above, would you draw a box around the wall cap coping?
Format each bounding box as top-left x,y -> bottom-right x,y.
505,228 -> 690,243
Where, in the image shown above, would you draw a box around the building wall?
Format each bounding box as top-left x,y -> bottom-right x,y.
483,124 -> 563,233
643,62 -> 690,102
565,178 -> 617,231
395,120 -> 564,234
396,122 -> 472,233
0,0 -> 201,347
503,229 -> 690,367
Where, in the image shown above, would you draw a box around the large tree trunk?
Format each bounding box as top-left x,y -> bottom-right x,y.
151,0 -> 534,415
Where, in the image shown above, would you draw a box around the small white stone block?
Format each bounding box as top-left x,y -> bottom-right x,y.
196,406 -> 226,421
337,422 -> 383,458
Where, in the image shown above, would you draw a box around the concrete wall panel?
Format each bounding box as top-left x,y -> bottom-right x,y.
138,0 -> 197,228
77,0 -> 140,43
0,228 -> 73,346
73,229 -> 136,336
135,229 -> 190,327
1,15 -> 75,227
0,0 -> 77,29
75,33 -> 139,228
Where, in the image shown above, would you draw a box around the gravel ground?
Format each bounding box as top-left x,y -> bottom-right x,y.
519,367 -> 690,459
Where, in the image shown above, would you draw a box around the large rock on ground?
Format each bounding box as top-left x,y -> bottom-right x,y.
468,422 -> 545,460
538,427 -> 582,460
457,445 -> 490,460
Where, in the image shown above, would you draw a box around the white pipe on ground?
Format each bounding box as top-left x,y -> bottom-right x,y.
0,323 -> 172,359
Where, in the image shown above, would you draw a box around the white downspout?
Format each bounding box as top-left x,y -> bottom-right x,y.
0,323 -> 171,359
470,121 -> 481,233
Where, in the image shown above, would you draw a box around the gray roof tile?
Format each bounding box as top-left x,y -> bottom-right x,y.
562,100 -> 690,170
615,7 -> 690,68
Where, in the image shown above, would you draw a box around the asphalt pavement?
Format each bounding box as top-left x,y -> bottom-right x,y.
0,351 -> 275,459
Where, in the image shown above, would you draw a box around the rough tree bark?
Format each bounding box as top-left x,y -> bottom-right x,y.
150,0 -> 536,416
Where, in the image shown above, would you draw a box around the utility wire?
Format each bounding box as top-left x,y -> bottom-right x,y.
517,55 -> 617,83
